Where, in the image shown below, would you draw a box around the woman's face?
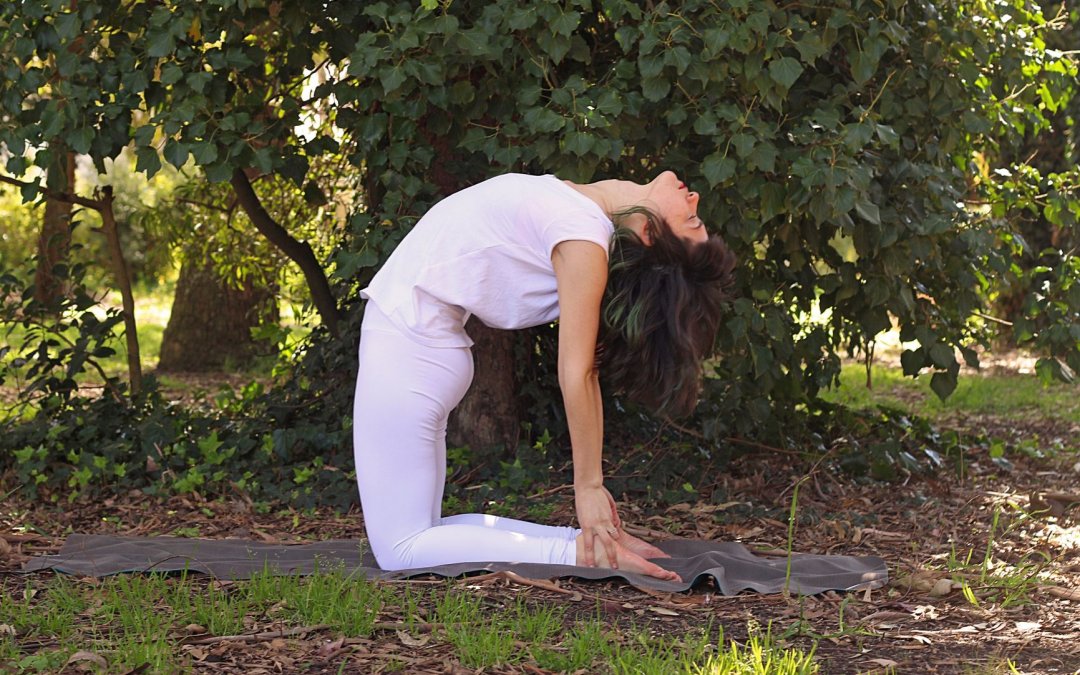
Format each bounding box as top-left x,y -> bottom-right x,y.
644,171 -> 708,244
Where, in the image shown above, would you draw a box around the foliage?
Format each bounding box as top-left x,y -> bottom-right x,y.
0,255 -> 358,504
0,0 -> 1077,500
0,184 -> 43,268
986,0 -> 1079,364
0,248 -> 125,414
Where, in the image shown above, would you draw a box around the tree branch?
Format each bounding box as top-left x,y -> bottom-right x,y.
0,172 -> 102,210
98,186 -> 143,395
229,169 -> 341,335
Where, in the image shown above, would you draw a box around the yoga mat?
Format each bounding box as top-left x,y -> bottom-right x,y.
23,534 -> 887,595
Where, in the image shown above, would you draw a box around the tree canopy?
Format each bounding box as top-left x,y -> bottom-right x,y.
0,0 -> 1077,501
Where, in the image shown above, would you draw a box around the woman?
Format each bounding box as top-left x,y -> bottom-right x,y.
353,171 -> 736,581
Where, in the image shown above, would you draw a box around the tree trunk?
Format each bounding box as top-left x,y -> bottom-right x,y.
33,149 -> 76,307
447,318 -> 521,450
98,187 -> 143,394
158,258 -> 278,372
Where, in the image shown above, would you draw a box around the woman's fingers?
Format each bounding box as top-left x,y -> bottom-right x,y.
598,529 -> 619,569
582,529 -> 596,567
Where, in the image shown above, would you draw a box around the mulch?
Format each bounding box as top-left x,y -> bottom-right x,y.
3,441 -> 1079,674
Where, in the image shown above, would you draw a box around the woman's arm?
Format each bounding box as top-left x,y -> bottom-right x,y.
551,240 -> 621,567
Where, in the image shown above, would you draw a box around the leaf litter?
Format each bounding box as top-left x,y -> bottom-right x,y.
3,425 -> 1080,672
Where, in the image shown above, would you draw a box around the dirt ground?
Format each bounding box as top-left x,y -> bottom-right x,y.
3,426 -> 1079,674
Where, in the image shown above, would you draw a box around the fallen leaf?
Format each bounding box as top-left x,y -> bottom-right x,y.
897,571 -> 937,593
648,606 -> 679,617
1,533 -> 43,544
860,610 -> 911,624
929,579 -> 954,597
267,600 -> 288,615
319,636 -> 346,656
695,501 -> 743,513
184,624 -> 207,634
183,646 -> 208,661
912,605 -> 941,621
1030,492 -> 1080,518
396,630 -> 430,647
1048,587 -> 1080,602
65,650 -> 108,670
866,658 -> 900,667
894,634 -> 933,644
860,528 -> 909,540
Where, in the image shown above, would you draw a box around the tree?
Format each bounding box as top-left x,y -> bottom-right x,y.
158,259 -> 276,372
33,148 -> 75,306
988,0 -> 1080,369
1,0 -> 1075,454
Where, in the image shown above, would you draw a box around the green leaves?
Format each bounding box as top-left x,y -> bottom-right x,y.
68,127 -> 94,155
854,199 -> 881,225
522,107 -> 565,134
930,369 -> 959,400
190,141 -> 218,165
702,153 -> 737,187
135,146 -> 161,178
146,26 -> 176,58
641,77 -> 670,101
768,57 -> 803,90
379,64 -> 407,94
0,0 -> 1070,450
550,10 -> 580,36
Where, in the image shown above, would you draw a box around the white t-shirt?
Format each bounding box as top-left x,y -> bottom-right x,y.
361,174 -> 614,348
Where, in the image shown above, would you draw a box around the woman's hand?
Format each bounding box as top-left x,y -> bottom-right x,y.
575,484 -> 622,567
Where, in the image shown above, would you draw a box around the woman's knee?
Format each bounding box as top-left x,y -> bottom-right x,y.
366,531 -> 413,570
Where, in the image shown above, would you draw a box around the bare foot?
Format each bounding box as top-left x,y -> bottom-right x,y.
616,530 -> 670,560
578,535 -> 681,582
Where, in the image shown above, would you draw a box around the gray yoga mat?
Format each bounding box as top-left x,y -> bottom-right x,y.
24,534 -> 887,595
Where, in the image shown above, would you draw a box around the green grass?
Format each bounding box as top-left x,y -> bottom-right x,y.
821,363 -> 1080,424
2,571 -> 822,674
936,502 -> 1053,610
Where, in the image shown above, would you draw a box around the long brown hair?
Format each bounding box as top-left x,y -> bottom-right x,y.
599,208 -> 737,417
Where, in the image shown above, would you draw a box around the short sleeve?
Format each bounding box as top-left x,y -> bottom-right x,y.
541,215 -> 614,260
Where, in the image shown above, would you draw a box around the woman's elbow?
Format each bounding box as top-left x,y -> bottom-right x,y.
558,363 -> 599,391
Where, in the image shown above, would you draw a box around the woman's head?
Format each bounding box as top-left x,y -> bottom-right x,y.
634,170 -> 709,245
600,206 -> 737,418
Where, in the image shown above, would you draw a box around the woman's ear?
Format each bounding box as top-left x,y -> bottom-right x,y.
624,211 -> 653,246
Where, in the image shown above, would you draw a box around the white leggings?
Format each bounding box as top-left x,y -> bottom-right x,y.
353,303 -> 579,570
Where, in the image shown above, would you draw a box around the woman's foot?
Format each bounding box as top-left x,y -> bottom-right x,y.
616,530 -> 670,560
576,535 -> 681,582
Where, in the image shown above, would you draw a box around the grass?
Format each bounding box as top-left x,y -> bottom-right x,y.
936,501 -> 1055,610
821,362 -> 1080,424
2,570 -> 822,674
